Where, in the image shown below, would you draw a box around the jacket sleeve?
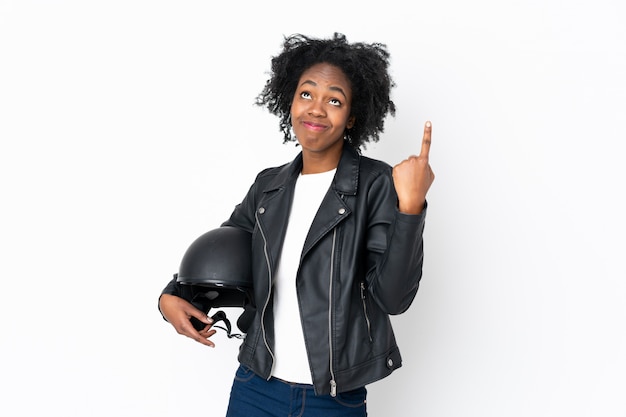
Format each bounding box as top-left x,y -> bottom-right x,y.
365,170 -> 427,315
157,274 -> 185,321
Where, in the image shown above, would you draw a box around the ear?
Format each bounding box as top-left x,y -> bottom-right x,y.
346,116 -> 356,129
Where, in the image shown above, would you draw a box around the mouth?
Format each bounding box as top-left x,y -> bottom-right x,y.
302,120 -> 328,132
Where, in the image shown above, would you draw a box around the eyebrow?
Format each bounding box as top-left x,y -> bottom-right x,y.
300,80 -> 348,100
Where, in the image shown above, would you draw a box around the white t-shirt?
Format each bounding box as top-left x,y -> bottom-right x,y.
271,168 -> 336,383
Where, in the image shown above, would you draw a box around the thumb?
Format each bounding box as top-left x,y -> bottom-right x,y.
189,309 -> 213,325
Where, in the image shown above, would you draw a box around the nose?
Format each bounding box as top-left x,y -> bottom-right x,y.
308,99 -> 326,117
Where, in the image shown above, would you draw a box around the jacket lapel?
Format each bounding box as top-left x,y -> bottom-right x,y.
301,144 -> 360,258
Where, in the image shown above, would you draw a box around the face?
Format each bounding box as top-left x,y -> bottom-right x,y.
290,63 -> 355,160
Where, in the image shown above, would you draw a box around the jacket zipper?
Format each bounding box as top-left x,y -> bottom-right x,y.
328,228 -> 337,397
360,282 -> 373,343
256,209 -> 275,377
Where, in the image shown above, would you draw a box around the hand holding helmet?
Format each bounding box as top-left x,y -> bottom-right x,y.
159,293 -> 217,347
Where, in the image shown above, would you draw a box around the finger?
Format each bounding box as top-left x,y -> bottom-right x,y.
189,310 -> 213,326
193,332 -> 216,348
199,328 -> 217,338
197,322 -> 215,333
185,325 -> 216,347
420,121 -> 432,158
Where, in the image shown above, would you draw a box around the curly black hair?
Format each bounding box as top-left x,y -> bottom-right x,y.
255,33 -> 396,151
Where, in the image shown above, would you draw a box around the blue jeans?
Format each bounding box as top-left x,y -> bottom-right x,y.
225,364 -> 368,417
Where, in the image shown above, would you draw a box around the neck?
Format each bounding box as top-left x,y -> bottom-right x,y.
301,143 -> 343,174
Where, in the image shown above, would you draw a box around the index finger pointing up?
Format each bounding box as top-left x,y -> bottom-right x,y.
420,120 -> 432,158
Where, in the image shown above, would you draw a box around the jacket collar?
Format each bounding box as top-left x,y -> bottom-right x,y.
263,142 -> 361,196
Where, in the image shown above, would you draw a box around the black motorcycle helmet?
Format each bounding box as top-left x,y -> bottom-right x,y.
175,226 -> 254,337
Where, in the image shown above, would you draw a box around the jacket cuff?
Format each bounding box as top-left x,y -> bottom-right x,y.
395,200 -> 428,224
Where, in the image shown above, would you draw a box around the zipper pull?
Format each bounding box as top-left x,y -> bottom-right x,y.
330,379 -> 337,397
360,281 -> 366,299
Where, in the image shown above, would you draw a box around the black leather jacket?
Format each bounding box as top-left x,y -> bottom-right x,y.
162,143 -> 426,396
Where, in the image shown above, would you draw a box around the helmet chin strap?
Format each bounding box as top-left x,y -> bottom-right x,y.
210,310 -> 245,339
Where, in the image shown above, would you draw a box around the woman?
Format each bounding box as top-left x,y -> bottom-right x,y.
159,32 -> 435,416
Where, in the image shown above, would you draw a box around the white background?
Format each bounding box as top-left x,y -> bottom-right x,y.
1,1 -> 625,416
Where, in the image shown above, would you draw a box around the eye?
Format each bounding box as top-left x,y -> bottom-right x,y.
300,91 -> 312,99
329,98 -> 342,106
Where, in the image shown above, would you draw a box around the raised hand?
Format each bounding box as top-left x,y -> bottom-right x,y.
392,121 -> 435,214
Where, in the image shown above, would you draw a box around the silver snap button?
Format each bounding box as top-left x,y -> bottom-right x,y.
387,358 -> 394,368
258,207 -> 265,214
338,208 -> 346,215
